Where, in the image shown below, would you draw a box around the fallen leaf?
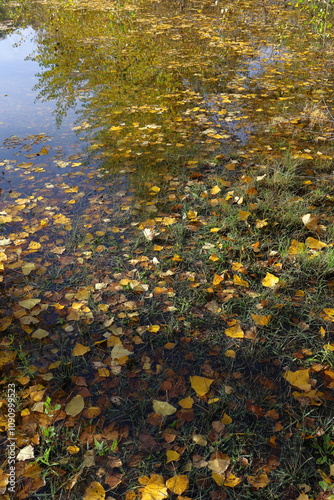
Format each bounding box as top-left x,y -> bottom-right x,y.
65,395 -> 84,417
72,343 -> 91,356
224,324 -> 244,338
84,481 -> 106,500
247,473 -> 270,489
152,400 -> 177,416
19,298 -> 41,309
224,473 -> 241,487
17,445 -> 34,461
138,474 -> 168,500
166,450 -> 180,463
283,369 -> 311,392
166,475 -> 189,495
233,275 -> 249,287
190,376 -> 214,396
305,237 -> 327,250
262,272 -> 279,288
251,314 -> 272,326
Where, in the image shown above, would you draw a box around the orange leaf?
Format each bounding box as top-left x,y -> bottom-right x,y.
247,473 -> 269,489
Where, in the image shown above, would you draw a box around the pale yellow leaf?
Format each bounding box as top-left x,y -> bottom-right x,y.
65,395 -> 84,417
283,369 -> 311,392
166,475 -> 189,495
152,400 -> 177,416
83,481 -> 106,500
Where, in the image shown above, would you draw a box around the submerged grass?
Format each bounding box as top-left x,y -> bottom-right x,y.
1,149 -> 334,500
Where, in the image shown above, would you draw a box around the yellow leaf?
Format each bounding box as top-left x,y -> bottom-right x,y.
32,328 -> 49,339
28,241 -> 41,251
190,375 -> 214,396
84,481 -> 106,500
247,473 -> 269,489
238,211 -> 251,221
212,274 -> 223,286
211,185 -> 221,195
166,475 -> 189,495
251,314 -> 272,326
221,413 -> 233,424
148,325 -> 160,333
72,343 -> 91,356
224,324 -> 244,338
161,217 -> 177,226
19,298 -> 41,309
192,434 -> 207,446
208,455 -> 230,475
187,210 -> 198,219
138,475 -> 168,500
302,213 -> 319,231
262,272 -> 279,288
288,240 -> 306,255
53,214 -> 70,225
323,308 -> 334,321
224,350 -> 236,358
209,254 -> 220,261
152,400 -> 177,416
22,262 -> 36,275
178,396 -> 193,408
65,395 -> 84,417
283,369 -> 311,392
292,389 -> 323,405
150,186 -> 161,193
305,237 -> 327,250
67,445 -> 80,455
166,450 -> 180,463
210,227 -> 220,232
255,219 -> 268,228
233,275 -> 249,287
224,473 -> 241,487
0,317 -> 12,331
212,472 -> 224,486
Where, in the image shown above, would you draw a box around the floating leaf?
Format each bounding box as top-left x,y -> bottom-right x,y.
152,400 -> 177,416
65,395 -> 84,417
262,273 -> 279,288
190,376 -> 214,396
283,369 -> 311,392
166,475 -> 189,495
